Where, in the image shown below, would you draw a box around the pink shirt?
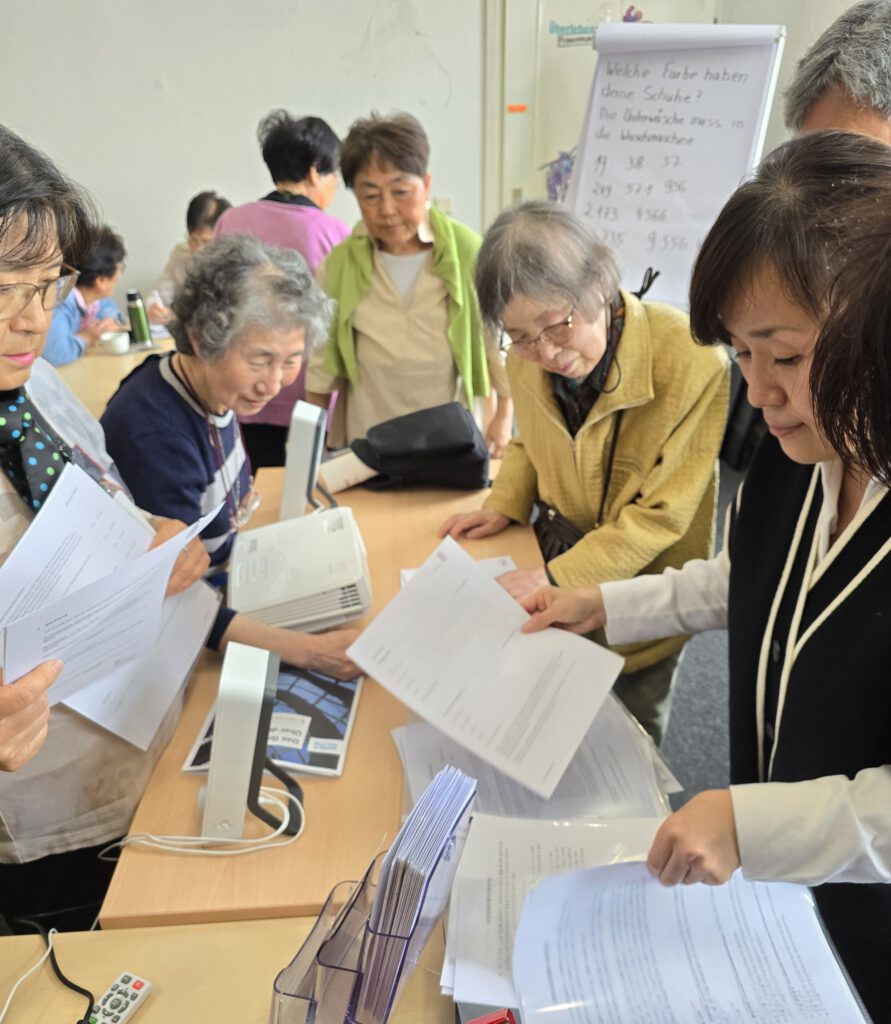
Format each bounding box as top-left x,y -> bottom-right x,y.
215,199 -> 351,428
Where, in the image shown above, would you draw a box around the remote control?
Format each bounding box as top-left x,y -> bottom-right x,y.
88,972 -> 152,1023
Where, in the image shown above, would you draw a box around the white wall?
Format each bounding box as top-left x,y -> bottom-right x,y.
718,0 -> 854,151
1,0 -> 484,299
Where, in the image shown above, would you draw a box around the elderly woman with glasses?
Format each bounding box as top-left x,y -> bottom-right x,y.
101,234 -> 359,681
0,123 -> 209,930
305,111 -> 513,456
440,201 -> 728,745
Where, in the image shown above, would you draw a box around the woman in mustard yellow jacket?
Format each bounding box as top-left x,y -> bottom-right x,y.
441,201 -> 728,744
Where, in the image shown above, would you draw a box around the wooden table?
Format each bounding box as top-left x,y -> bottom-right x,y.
55,338 -> 173,419
99,469 -> 540,929
0,918 -> 452,1022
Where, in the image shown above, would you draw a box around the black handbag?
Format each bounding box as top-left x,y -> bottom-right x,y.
532,410 -> 624,562
532,501 -> 585,562
350,402 -> 490,490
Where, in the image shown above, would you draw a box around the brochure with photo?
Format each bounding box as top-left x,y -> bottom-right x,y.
184,663 -> 363,778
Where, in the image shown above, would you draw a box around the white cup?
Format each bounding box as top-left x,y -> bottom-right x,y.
101,330 -> 131,355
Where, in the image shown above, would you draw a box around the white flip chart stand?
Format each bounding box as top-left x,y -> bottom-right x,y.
569,23 -> 785,307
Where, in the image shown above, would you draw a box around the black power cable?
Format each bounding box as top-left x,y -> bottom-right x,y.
13,917 -> 95,1024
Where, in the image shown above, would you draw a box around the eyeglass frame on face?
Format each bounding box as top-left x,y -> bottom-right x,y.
0,265 -> 80,321
498,306 -> 577,355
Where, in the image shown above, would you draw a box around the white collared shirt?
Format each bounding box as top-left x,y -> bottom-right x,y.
601,458 -> 891,887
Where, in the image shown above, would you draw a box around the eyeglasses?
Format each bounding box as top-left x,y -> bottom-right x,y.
0,266 -> 79,321
499,309 -> 576,354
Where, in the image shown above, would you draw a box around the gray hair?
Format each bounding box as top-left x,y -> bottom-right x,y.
169,234 -> 333,360
784,0 -> 891,130
475,200 -> 621,329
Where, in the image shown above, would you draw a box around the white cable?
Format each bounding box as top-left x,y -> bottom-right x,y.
98,788 -> 305,859
0,928 -> 57,1023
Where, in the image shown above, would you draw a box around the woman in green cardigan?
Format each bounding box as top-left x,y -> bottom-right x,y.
305,112 -> 512,454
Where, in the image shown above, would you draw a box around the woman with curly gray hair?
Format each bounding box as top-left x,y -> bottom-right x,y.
101,234 -> 359,678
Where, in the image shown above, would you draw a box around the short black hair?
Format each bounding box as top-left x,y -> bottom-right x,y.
258,111 -> 340,184
77,224 -> 126,287
0,123 -> 97,270
186,191 -> 231,234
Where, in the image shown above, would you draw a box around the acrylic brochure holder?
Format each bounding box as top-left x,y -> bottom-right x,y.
269,795 -> 474,1024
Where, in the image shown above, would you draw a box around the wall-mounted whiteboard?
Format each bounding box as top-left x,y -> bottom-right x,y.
569,23 -> 785,307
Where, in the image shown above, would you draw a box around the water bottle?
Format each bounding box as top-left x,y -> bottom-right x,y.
127,289 -> 151,345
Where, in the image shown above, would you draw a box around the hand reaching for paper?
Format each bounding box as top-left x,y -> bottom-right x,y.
149,517 -> 210,596
521,584 -> 606,635
646,789 -> 741,886
0,660 -> 63,771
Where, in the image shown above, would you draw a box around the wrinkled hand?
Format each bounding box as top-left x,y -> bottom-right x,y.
438,509 -> 511,540
497,567 -> 549,602
304,629 -> 362,680
520,584 -> 606,634
149,517 -> 210,596
79,316 -> 120,347
0,660 -> 63,771
485,413 -> 512,459
647,789 -> 740,886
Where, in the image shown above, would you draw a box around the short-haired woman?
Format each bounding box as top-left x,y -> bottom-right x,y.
441,200 -> 728,745
521,131 -> 891,1021
101,234 -> 359,679
0,123 -> 208,930
214,110 -> 352,468
149,190 -> 231,321
41,223 -> 125,366
305,111 -> 513,457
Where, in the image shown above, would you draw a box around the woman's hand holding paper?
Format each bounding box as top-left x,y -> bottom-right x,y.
149,517 -> 211,596
520,584 -> 606,635
0,660 -> 63,771
646,789 -> 741,886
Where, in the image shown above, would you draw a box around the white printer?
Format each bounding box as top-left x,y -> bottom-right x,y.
228,506 -> 372,632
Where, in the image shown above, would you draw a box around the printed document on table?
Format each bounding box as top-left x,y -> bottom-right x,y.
513,863 -> 870,1024
445,813 -> 661,1006
393,693 -> 670,822
349,537 -> 623,799
399,555 -> 516,588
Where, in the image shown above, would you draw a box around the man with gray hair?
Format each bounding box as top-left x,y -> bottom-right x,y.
784,0 -> 891,141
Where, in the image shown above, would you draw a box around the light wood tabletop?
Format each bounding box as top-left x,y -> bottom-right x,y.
99,467 -> 540,929
0,917 -> 453,1023
55,338 -> 173,419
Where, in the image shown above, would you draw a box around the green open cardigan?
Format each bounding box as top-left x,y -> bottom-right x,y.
320,205 -> 491,406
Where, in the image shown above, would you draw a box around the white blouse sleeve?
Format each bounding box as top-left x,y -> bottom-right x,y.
732,768 -> 891,885
601,547 -> 730,645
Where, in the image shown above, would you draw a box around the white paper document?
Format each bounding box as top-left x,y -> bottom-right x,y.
349,538 -> 623,799
444,814 -> 661,1006
393,694 -> 670,823
513,863 -> 869,1024
399,555 -> 516,588
63,583 -> 220,749
358,765 -> 476,1021
0,463 -> 219,725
